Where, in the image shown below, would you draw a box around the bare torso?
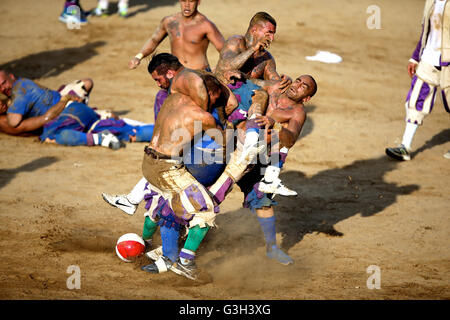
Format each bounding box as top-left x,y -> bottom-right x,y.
149,93 -> 216,157
164,13 -> 218,70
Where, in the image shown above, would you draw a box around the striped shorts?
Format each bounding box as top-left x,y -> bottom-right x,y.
405,61 -> 450,125
142,151 -> 218,229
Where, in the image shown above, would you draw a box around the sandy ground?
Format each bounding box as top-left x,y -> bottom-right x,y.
0,0 -> 449,300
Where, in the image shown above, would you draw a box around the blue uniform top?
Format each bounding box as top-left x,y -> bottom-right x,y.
7,78 -> 61,118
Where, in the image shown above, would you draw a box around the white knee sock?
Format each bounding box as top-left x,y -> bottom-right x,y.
126,177 -> 148,204
99,0 -> 108,9
401,122 -> 418,150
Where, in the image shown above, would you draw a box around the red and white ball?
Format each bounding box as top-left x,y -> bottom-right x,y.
115,233 -> 145,262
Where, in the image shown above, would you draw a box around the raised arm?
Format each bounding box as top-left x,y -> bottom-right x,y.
215,37 -> 259,83
129,17 -> 169,70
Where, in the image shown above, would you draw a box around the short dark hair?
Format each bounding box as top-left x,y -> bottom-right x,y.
305,75 -> 318,97
203,73 -> 222,95
248,12 -> 277,30
147,53 -> 183,75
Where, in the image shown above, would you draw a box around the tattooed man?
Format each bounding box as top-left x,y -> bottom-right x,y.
215,11 -> 290,86
128,0 -> 225,72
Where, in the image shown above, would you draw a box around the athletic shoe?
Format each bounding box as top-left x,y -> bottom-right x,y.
102,193 -> 137,215
146,246 -> 163,261
141,255 -> 172,274
444,151 -> 450,159
59,5 -> 88,25
385,144 -> 411,161
266,245 -> 293,265
118,5 -> 128,18
93,6 -> 109,17
258,178 -> 298,197
100,130 -> 123,150
170,258 -> 198,280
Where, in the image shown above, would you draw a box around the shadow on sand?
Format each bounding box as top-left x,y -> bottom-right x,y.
0,156 -> 59,190
204,128 -> 450,258
0,41 -> 106,80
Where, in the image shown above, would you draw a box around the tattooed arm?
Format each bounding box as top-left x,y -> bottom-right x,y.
129,17 -> 169,69
263,54 -> 281,81
215,36 -> 269,82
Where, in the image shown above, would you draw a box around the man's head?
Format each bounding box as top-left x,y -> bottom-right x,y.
0,70 -> 16,98
286,75 -> 317,103
203,73 -> 223,108
247,12 -> 277,46
179,0 -> 200,18
148,53 -> 183,89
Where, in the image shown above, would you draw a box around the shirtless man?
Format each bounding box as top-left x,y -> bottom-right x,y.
103,53 -> 238,214
128,0 -> 225,71
212,11 -> 295,195
209,75 -> 318,265
138,73 -> 235,280
214,11 -> 289,85
143,74 -> 317,273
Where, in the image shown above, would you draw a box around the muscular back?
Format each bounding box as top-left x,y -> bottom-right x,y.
163,13 -> 223,70
149,93 -> 217,157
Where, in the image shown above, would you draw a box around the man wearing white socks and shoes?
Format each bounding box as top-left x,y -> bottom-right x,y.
386,0 -> 450,161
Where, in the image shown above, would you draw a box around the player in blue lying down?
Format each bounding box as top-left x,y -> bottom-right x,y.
0,69 -> 154,149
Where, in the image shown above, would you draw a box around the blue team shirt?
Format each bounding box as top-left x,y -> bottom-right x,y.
7,78 -> 61,118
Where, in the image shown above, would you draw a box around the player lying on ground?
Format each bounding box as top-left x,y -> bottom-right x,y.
0,70 -> 154,148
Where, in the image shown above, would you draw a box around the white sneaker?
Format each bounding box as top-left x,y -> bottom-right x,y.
444,151 -> 450,159
258,178 -> 298,197
102,193 -> 137,215
146,246 -> 163,261
100,130 -> 123,150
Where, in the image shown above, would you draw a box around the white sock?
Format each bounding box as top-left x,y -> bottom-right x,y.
92,133 -> 100,145
99,0 -> 108,9
119,0 -> 128,10
126,177 -> 148,204
401,122 -> 418,150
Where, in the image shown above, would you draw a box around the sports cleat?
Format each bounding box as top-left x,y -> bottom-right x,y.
385,144 -> 411,161
102,193 -> 137,215
170,258 -> 198,280
100,130 -> 123,150
266,245 -> 293,265
258,178 -> 298,197
141,255 -> 172,274
146,246 -> 163,261
444,151 -> 450,159
59,4 -> 88,25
